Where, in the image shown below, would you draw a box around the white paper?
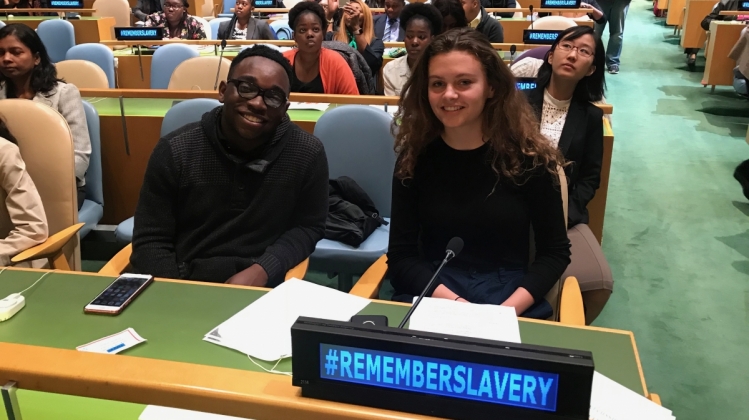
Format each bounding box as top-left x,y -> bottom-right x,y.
368,104 -> 399,116
589,372 -> 675,420
407,297 -> 521,343
76,328 -> 146,354
139,405 -> 252,420
204,279 -> 370,361
288,102 -> 330,111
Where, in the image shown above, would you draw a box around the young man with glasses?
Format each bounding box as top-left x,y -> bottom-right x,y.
131,46 -> 329,287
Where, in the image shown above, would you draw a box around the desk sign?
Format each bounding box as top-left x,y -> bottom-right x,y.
292,317 -> 594,420
254,0 -> 277,7
540,0 -> 581,8
524,29 -> 563,45
517,77 -> 538,90
48,0 -> 83,7
739,1 -> 749,11
114,27 -> 165,41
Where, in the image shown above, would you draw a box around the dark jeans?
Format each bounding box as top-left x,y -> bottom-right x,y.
394,265 -> 553,319
77,184 -> 86,210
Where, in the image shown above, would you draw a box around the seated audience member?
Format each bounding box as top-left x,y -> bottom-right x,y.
218,0 -> 277,40
284,2 -> 359,94
685,0 -> 740,71
131,46 -> 329,287
320,0 -> 341,32
383,3 -> 442,96
524,26 -> 612,323
144,0 -> 207,40
480,0 -> 516,19
432,0 -> 468,31
387,28 -> 571,318
373,0 -> 406,42
0,24 -> 91,210
461,0 -> 503,43
1,0 -> 40,16
326,0 -> 385,78
0,121 -> 47,267
133,0 -> 164,22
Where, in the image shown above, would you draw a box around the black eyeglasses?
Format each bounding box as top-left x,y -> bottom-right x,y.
227,79 -> 288,108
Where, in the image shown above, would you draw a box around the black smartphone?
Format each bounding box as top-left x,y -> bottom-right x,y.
350,315 -> 389,327
84,274 -> 154,315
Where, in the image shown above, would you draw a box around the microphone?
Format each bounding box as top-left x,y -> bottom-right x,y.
529,4 -> 534,27
510,44 -> 516,61
214,13 -> 238,90
397,237 -> 464,329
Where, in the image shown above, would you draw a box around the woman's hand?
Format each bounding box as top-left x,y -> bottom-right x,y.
431,284 -> 466,301
500,287 -> 534,316
343,4 -> 361,32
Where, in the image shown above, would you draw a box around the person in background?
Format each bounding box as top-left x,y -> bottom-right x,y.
320,0 -> 341,32
523,26 -> 612,324
218,0 -> 277,40
1,0 -> 41,16
0,24 -> 91,210
144,0 -> 207,40
685,0 -> 739,71
133,0 -> 163,22
131,46 -> 329,286
373,0 -> 406,42
461,0 -> 503,42
480,0 -> 515,19
0,120 -> 47,267
432,0 -> 468,31
327,0 -> 385,78
594,0 -> 629,74
387,28 -> 570,318
383,3 -> 442,96
541,0 -> 606,24
284,2 -> 359,94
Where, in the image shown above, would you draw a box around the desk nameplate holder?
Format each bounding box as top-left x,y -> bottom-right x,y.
523,29 -> 564,45
540,0 -> 581,8
739,1 -> 749,11
291,317 -> 594,420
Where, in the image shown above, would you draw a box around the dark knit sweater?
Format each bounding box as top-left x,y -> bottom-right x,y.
386,139 -> 571,301
131,107 -> 329,286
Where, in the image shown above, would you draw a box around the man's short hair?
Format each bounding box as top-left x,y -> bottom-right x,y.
288,1 -> 327,29
228,45 -> 294,86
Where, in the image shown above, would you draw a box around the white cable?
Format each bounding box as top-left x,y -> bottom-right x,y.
18,271 -> 54,295
247,354 -> 292,376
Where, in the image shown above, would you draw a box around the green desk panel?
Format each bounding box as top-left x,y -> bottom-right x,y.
0,270 -> 644,419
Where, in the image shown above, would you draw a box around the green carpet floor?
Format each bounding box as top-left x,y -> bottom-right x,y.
594,2 -> 749,419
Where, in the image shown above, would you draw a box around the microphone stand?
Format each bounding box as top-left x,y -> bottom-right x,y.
214,14 -> 238,90
397,249 -> 458,329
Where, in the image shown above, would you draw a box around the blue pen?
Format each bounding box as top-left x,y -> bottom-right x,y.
107,343 -> 126,353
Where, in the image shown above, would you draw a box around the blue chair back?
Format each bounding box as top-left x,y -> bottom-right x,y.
65,44 -> 116,88
36,20 -> 75,63
150,44 -> 200,89
222,0 -> 234,14
209,17 -> 231,40
270,20 -> 292,40
313,105 -> 396,217
82,101 -> 103,207
161,98 -> 222,137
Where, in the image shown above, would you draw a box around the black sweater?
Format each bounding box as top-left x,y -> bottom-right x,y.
476,6 -> 504,43
386,139 -> 571,301
131,107 -> 329,286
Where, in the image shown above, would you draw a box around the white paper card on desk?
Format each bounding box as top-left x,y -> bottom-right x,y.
288,102 -> 330,111
589,372 -> 675,420
204,279 -> 370,361
139,405 -> 252,420
76,328 -> 146,354
407,297 -> 521,343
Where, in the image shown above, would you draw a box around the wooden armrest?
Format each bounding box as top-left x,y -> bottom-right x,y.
648,393 -> 662,406
559,276 -> 585,326
349,255 -> 388,298
285,258 -> 309,281
11,223 -> 84,264
98,244 -> 133,276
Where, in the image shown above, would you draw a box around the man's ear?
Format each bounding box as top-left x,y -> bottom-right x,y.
218,80 -> 227,103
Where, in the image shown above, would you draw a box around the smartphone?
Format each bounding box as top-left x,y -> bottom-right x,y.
339,0 -> 350,8
84,274 -> 154,315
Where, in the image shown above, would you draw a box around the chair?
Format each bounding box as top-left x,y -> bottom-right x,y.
209,17 -> 231,40
36,20 -> 75,63
0,99 -> 82,270
194,16 -> 212,39
150,44 -> 200,89
512,45 -> 550,66
270,20 -> 292,40
527,16 -> 578,30
311,105 -> 396,290
167,56 -> 232,90
114,98 -> 222,244
65,44 -> 117,88
78,101 -> 104,239
93,0 -> 131,29
55,60 -> 110,89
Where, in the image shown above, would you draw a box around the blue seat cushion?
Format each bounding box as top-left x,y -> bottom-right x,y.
115,217 -> 134,244
311,218 -> 389,273
78,199 -> 103,239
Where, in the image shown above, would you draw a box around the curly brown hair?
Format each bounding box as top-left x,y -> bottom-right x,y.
393,28 -> 564,186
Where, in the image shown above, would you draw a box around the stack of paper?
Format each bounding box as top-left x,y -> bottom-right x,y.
407,297 -> 521,343
590,372 -> 675,420
368,104 -> 399,116
288,102 -> 330,112
139,406 -> 251,420
204,279 -> 370,361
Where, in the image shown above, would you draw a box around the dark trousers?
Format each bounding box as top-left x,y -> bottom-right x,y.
77,184 -> 86,210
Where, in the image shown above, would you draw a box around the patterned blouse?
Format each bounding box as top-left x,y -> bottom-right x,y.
144,12 -> 207,40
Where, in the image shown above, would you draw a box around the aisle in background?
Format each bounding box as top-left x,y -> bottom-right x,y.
596,1 -> 749,419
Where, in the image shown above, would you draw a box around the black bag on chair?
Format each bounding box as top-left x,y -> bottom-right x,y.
325,176 -> 388,247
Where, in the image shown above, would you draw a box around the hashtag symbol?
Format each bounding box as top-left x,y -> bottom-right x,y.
324,349 -> 339,375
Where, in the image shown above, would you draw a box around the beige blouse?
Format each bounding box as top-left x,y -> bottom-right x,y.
383,55 -> 411,97
0,138 -> 48,266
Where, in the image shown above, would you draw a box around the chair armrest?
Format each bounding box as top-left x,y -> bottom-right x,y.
11,223 -> 84,264
349,254 -> 388,299
98,244 -> 133,276
648,393 -> 662,406
285,258 -> 309,281
559,276 -> 585,326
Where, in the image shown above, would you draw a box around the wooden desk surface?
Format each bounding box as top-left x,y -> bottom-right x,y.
680,0 -> 715,48
0,268 -> 649,419
702,21 -> 745,87
0,16 -> 114,44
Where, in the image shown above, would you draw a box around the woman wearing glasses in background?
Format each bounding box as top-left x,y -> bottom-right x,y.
218,0 -> 277,40
144,0 -> 207,40
523,26 -> 613,324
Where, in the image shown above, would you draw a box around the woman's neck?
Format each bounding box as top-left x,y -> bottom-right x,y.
9,76 -> 34,99
442,122 -> 485,151
547,75 -> 575,101
296,49 -> 320,66
237,16 -> 250,27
